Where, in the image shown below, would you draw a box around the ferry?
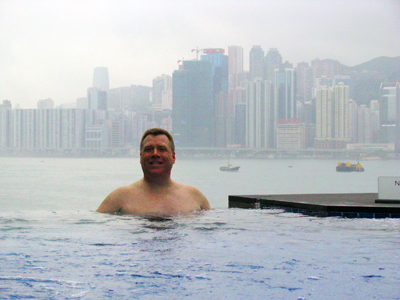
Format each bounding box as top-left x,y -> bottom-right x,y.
336,162 -> 365,172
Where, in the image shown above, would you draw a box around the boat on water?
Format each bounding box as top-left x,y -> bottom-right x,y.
220,158 -> 240,172
336,162 -> 365,172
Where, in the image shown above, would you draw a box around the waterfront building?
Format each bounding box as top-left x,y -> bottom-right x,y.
276,123 -> 305,150
396,82 -> 400,153
235,102 -> 246,147
0,108 -> 12,149
332,82 -> 350,141
273,68 -> 296,147
245,79 -> 274,148
314,82 -> 351,148
370,100 -> 380,143
315,85 -> 332,140
348,99 -> 358,143
172,60 -> 213,147
379,82 -> 397,143
85,123 -> 108,149
357,105 -> 372,143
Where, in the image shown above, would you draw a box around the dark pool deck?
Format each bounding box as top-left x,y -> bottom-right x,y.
229,193 -> 400,218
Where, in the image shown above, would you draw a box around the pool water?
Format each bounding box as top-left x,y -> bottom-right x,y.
1,208 -> 399,299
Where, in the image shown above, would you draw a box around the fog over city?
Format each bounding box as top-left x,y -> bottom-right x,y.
0,0 -> 399,108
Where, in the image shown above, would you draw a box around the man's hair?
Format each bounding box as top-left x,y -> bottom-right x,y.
140,128 -> 175,152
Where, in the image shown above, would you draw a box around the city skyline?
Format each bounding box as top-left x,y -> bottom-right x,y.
1,0 -> 399,108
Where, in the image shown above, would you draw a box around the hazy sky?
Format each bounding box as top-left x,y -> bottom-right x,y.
0,0 -> 399,108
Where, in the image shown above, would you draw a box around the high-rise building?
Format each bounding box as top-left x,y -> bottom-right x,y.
311,59 -> 341,85
348,99 -> 358,142
379,82 -> 398,143
332,82 -> 350,140
274,68 -> 296,136
201,48 -> 228,95
93,67 -> 109,91
314,82 -> 351,148
265,48 -> 282,82
152,74 -> 172,106
228,46 -> 245,91
88,88 -> 107,110
172,60 -> 213,147
396,82 -> 400,153
315,85 -> 332,140
245,79 -> 274,148
357,105 -> 372,143
37,98 -> 54,109
249,46 -> 264,80
295,62 -> 313,103
0,100 -> 12,110
201,48 -> 229,146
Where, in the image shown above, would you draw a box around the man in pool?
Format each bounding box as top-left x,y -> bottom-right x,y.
96,128 -> 211,214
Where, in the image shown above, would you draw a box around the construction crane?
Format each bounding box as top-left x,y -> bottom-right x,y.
191,47 -> 207,60
191,47 -> 225,60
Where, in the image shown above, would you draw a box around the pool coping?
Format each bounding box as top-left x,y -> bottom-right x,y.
228,193 -> 400,218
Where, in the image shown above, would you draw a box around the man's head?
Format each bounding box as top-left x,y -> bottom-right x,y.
140,128 -> 175,153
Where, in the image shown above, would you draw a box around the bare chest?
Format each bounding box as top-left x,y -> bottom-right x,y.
121,189 -> 200,214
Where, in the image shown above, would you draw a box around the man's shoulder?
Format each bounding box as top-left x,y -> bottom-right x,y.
173,181 -> 199,193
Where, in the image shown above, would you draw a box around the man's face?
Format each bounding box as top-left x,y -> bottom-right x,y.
140,134 -> 176,176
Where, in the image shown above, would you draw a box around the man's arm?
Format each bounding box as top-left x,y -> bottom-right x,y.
96,187 -> 126,213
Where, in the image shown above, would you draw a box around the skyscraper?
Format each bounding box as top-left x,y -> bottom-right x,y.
295,62 -> 313,103
93,67 -> 109,91
379,82 -> 398,143
274,68 -> 296,120
245,79 -> 274,148
201,48 -> 229,146
315,85 -> 332,140
172,60 -> 213,147
249,45 -> 264,80
332,82 -> 350,140
265,48 -> 282,82
228,46 -> 245,91
314,82 -> 351,148
201,48 -> 228,95
152,75 -> 172,105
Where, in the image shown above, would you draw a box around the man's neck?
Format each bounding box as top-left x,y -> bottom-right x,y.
142,174 -> 173,188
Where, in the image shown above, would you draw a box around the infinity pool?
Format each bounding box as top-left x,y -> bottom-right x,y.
1,208 -> 399,299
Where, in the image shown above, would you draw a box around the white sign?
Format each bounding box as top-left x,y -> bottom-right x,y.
378,176 -> 400,200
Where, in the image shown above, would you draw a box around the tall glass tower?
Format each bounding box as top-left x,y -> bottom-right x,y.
172,60 -> 213,147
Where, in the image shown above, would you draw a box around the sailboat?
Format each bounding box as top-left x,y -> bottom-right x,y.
220,158 -> 240,172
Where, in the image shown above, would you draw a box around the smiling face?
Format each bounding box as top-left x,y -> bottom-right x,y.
140,134 -> 176,178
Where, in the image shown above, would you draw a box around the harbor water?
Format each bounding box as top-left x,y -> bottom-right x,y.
1,157 -> 400,299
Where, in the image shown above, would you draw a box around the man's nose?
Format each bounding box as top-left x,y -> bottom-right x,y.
151,148 -> 160,156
